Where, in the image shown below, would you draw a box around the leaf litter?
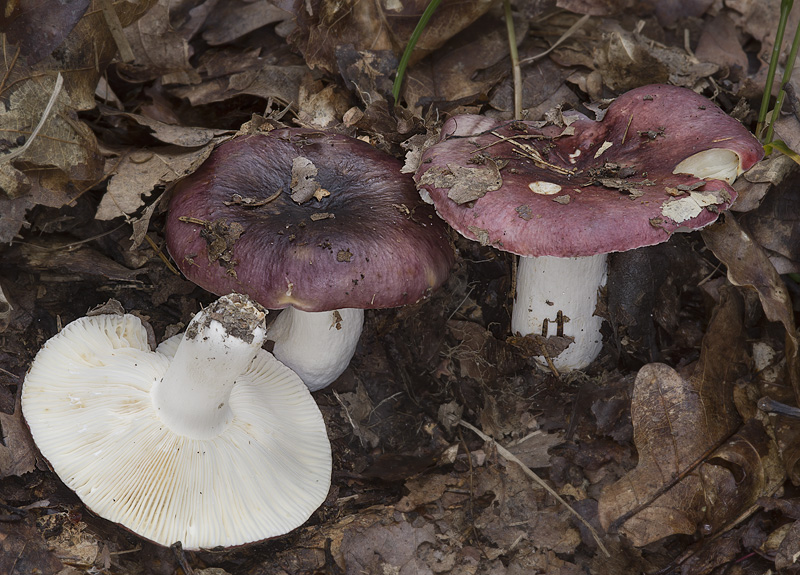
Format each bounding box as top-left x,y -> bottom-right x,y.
2,0 -> 800,574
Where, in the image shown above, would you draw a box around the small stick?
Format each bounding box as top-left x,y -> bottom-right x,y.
504,0 -> 522,120
459,419 -> 610,557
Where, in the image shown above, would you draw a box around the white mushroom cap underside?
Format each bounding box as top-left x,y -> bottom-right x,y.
21,313 -> 332,550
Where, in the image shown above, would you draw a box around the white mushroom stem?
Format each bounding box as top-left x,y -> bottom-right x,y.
151,295 -> 267,439
267,307 -> 364,392
512,254 -> 608,372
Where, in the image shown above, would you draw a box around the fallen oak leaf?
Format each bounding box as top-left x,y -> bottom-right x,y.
597,287 -> 782,546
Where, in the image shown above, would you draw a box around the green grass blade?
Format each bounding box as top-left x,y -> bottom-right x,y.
758,0 -> 794,139
765,14 -> 800,145
392,0 -> 443,104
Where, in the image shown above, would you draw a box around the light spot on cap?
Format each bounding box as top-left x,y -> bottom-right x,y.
528,181 -> 562,195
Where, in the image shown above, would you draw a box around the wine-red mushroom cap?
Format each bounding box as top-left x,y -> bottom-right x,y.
415,84 -> 764,258
166,130 -> 454,312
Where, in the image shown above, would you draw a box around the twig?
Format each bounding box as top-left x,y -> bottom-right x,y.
489,131 -> 575,175
99,0 -> 135,62
458,419 -> 610,557
504,0 -> 522,120
520,14 -> 590,65
143,233 -> 181,276
758,396 -> 800,418
1,72 -> 63,162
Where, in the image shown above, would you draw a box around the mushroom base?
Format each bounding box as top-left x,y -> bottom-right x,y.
512,254 -> 607,371
267,307 -> 364,391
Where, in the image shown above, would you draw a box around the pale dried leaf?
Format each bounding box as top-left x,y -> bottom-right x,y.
101,109 -> 234,147
170,65 -> 309,107
97,143 -> 219,221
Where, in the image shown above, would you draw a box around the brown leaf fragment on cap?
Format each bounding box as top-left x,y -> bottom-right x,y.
553,195 -> 571,204
468,225 -> 490,245
515,204 -> 533,220
419,162 -> 502,205
291,156 -> 322,203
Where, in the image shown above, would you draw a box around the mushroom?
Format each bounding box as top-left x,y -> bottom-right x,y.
21,293 -> 332,550
415,84 -> 764,371
165,130 -> 454,391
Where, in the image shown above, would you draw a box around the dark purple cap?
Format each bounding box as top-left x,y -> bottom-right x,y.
166,130 -> 454,312
415,84 -> 764,257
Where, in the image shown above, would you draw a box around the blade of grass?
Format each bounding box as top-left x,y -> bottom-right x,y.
757,0 -> 793,140
391,0 -> 443,104
765,14 -> 800,145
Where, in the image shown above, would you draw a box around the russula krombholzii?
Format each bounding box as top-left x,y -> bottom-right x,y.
165,130 -> 454,390
22,294 -> 332,550
415,84 -> 764,371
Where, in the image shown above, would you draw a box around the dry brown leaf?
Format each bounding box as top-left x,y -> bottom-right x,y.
741,170 -> 800,274
0,393 -> 36,479
702,216 -> 800,403
0,517 -> 63,575
0,75 -> 102,191
446,320 -> 526,384
402,18 -> 525,112
100,109 -> 234,147
731,154 -> 796,213
775,519 -> 800,571
0,0 -> 155,240
395,474 -> 463,512
556,0 -> 633,14
1,0 -> 90,65
506,430 -> 565,469
552,20 -> 717,92
170,65 -> 310,107
475,463 -> 581,555
289,0 -> 494,74
598,288 -> 778,546
695,13 -> 748,80
340,518 -> 436,575
650,0 -> 715,26
490,57 -> 580,119
121,0 -> 202,83
8,237 -> 145,282
201,0 -> 291,46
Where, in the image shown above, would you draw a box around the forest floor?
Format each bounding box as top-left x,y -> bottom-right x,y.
1,1 -> 800,574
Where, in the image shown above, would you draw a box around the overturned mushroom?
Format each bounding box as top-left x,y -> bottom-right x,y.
166,130 -> 454,390
416,84 -> 763,371
22,294 -> 332,550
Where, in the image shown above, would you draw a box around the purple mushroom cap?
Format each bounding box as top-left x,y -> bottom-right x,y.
415,84 -> 764,257
166,130 -> 455,312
